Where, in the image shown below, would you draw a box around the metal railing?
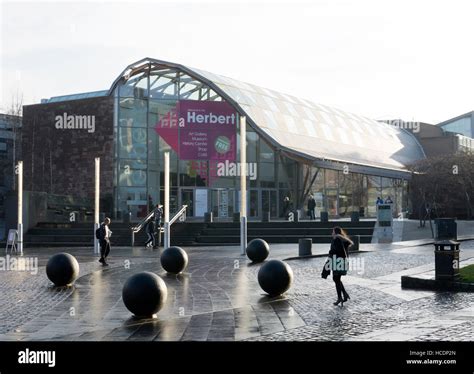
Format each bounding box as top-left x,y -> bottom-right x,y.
131,205 -> 187,247
164,205 -> 187,249
169,205 -> 187,225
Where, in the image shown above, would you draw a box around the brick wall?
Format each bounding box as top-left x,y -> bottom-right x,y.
21,97 -> 115,205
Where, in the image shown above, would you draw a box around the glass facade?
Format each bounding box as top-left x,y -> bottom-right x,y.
113,65 -> 409,221
441,116 -> 473,137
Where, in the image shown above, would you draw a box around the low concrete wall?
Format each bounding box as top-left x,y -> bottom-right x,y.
401,275 -> 474,292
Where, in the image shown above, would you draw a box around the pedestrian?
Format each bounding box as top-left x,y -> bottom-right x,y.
327,226 -> 353,306
144,217 -> 155,248
153,204 -> 163,248
376,196 -> 384,205
282,196 -> 291,219
98,217 -> 112,266
307,195 -> 316,220
384,196 -> 393,204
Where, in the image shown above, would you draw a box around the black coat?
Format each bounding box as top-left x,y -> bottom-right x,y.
328,236 -> 350,275
329,237 -> 348,259
307,199 -> 316,210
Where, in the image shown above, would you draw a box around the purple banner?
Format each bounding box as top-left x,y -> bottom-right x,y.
178,100 -> 237,161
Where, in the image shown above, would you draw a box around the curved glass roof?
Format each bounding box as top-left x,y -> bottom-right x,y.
110,58 -> 426,174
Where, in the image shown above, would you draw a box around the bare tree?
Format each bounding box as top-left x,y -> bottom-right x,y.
409,153 -> 474,219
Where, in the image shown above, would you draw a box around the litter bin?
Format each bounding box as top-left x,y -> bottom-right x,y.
434,218 -> 457,240
298,238 -> 312,256
434,240 -> 460,281
320,211 -> 329,223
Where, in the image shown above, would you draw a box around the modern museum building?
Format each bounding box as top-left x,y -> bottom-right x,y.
21,58 -> 426,222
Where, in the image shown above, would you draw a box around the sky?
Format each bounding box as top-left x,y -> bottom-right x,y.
1,0 -> 473,124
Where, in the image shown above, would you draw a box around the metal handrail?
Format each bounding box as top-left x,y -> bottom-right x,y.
131,210 -> 155,234
131,205 -> 187,247
169,205 -> 187,225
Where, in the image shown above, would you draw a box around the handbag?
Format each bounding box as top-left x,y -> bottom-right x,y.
321,258 -> 331,279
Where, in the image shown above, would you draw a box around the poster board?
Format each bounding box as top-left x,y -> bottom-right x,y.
5,229 -> 18,253
195,189 -> 208,217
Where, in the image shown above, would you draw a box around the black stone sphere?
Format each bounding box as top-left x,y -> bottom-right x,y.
257,259 -> 294,297
246,239 -> 270,263
122,272 -> 168,318
160,246 -> 189,274
46,252 -> 80,287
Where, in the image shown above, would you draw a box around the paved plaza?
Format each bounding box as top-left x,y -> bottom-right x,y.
0,241 -> 473,342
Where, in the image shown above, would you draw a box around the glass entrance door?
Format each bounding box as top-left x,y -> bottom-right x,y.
210,189 -> 234,220
261,189 -> 278,219
180,189 -> 194,217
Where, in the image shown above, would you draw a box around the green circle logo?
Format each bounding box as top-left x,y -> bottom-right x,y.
215,136 -> 231,154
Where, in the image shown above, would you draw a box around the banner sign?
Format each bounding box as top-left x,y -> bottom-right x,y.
155,100 -> 237,161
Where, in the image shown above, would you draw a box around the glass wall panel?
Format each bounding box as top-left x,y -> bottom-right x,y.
118,187 -> 148,220
441,116 -> 472,137
119,127 -> 147,159
338,172 -> 353,217
149,71 -> 179,100
119,73 -> 148,98
119,98 -> 147,127
353,174 -> 368,217
118,159 -> 147,187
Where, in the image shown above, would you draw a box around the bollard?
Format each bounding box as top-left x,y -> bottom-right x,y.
298,238 -> 312,256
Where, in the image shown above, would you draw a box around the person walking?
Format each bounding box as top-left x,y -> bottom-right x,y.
282,196 -> 291,219
98,217 -> 112,266
153,204 -> 163,248
328,226 -> 353,306
144,217 -> 155,248
307,196 -> 316,220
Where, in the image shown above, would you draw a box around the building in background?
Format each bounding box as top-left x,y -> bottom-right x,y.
21,58 -> 426,224
0,113 -> 22,240
397,111 -> 474,157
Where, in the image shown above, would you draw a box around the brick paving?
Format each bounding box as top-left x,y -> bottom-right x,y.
0,242 -> 472,341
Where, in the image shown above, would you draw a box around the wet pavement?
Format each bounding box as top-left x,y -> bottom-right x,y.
0,242 -> 473,341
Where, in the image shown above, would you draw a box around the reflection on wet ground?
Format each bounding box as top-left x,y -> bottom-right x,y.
0,243 -> 473,341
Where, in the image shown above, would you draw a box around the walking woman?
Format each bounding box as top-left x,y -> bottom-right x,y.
328,226 -> 353,306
